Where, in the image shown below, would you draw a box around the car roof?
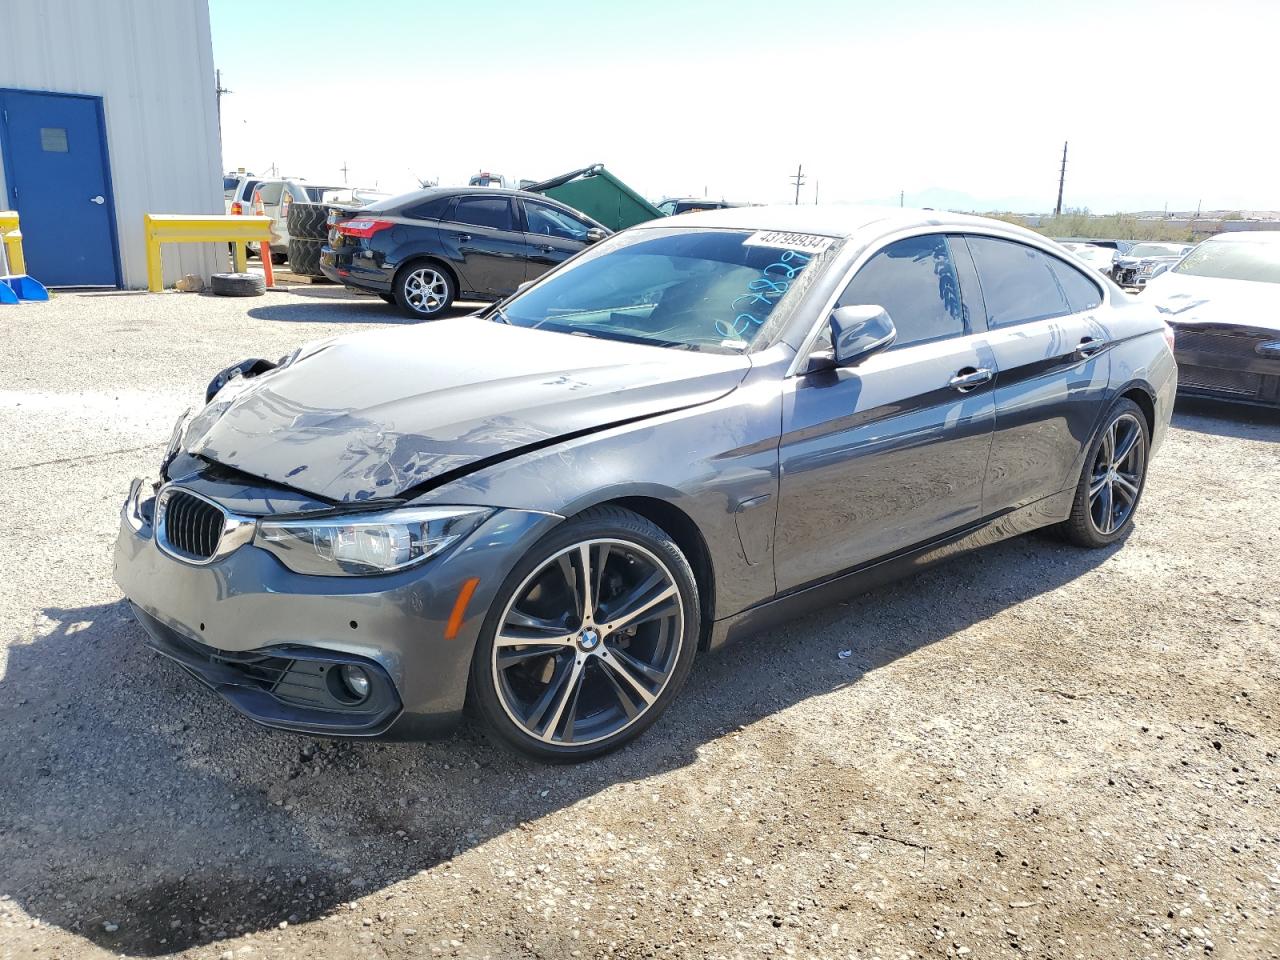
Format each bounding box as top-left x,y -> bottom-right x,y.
1204,230 -> 1280,243
640,204 -> 1034,240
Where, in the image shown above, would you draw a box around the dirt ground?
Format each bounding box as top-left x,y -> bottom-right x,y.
1,286 -> 1277,960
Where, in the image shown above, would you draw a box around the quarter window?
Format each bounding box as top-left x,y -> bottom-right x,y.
451,196 -> 514,232
255,182 -> 284,205
965,236 -> 1072,325
1046,257 -> 1103,313
404,196 -> 453,220
837,234 -> 965,347
524,200 -> 590,242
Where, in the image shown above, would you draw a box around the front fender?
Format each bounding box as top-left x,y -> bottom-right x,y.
413,378 -> 784,620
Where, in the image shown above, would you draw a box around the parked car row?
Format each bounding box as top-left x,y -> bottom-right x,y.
1112,242 -> 1195,289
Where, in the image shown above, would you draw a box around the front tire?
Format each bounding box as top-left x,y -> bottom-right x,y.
470,506 -> 700,762
392,261 -> 455,319
1060,398 -> 1149,548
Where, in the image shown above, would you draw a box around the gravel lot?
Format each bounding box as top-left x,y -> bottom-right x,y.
1,287 -> 1277,960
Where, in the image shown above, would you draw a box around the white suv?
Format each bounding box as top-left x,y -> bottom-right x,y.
227,178 -> 387,261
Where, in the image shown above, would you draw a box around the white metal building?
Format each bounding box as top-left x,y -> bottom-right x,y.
0,0 -> 223,288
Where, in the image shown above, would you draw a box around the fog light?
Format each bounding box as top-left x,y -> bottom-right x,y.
339,664 -> 370,702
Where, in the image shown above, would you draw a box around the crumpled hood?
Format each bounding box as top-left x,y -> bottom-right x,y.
183,317 -> 751,502
1142,271 -> 1280,333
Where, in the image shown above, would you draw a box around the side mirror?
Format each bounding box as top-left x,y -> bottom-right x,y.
830,305 -> 896,366
1149,263 -> 1171,279
585,227 -> 607,245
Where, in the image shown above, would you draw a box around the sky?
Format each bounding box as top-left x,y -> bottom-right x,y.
210,0 -> 1279,214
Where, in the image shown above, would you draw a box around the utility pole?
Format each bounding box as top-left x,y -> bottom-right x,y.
790,164 -> 806,205
814,180 -> 820,205
340,160 -> 349,184
899,189 -> 904,208
215,68 -> 231,124
1054,140 -> 1068,216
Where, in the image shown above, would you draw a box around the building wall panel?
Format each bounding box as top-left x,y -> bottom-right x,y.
0,0 -> 224,288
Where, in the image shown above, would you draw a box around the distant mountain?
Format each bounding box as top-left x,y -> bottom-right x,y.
860,186 -> 1049,215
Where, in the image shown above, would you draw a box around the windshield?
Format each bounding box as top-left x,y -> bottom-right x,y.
1128,243 -> 1185,258
498,228 -> 840,353
1174,239 -> 1280,284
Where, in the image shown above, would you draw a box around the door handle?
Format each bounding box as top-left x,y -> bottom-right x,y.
456,233 -> 472,242
1074,336 -> 1106,360
949,367 -> 993,392
537,244 -> 555,253
90,195 -> 105,204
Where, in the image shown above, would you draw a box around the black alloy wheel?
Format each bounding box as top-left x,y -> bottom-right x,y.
1061,397 -> 1149,547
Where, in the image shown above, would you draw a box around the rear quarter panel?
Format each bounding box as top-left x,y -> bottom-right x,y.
1093,295 -> 1177,458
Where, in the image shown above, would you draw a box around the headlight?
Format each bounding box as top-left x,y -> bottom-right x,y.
254,505 -> 493,576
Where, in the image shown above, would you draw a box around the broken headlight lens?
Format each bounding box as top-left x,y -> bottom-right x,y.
254,506 -> 493,576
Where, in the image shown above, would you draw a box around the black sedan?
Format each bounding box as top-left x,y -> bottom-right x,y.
116,207 -> 1176,761
320,187 -> 608,317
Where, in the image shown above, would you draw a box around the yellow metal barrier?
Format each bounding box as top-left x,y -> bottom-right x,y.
0,211 -> 26,276
143,214 -> 274,292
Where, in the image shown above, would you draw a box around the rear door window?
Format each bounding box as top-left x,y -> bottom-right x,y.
450,196 -> 515,232
965,236 -> 1072,326
837,233 -> 966,347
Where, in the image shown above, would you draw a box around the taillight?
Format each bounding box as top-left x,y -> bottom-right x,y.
1162,322 -> 1176,353
337,219 -> 394,239
230,201 -> 244,215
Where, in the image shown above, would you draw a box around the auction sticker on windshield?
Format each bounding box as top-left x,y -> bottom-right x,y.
741,231 -> 836,253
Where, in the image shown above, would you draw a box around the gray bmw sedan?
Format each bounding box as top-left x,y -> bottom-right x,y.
115,206 -> 1177,761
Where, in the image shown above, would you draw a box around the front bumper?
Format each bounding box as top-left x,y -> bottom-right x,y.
1173,325 -> 1280,407
113,479 -> 561,738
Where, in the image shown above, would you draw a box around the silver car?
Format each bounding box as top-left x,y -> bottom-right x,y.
115,206 -> 1177,761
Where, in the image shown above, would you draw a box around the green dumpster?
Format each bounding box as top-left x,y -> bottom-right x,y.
524,164 -> 664,232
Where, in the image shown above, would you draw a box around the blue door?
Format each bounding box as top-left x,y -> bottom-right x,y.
0,90 -> 119,286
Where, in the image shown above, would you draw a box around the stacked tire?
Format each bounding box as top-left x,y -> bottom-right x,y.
287,203 -> 329,278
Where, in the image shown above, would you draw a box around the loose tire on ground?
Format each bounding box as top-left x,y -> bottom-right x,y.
209,272 -> 266,297
1059,397 -> 1150,548
287,238 -> 324,277
286,202 -> 329,241
469,505 -> 700,762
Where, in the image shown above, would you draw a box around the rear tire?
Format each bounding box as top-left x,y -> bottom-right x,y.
1059,397 -> 1149,548
210,272 -> 266,297
392,260 -> 455,319
469,506 -> 700,762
